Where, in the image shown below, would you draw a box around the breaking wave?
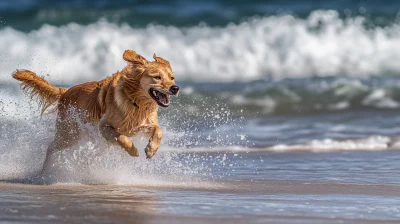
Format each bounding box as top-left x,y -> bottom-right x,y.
2,10 -> 400,84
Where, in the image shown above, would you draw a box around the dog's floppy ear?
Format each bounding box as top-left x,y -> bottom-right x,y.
153,53 -> 171,69
123,50 -> 148,67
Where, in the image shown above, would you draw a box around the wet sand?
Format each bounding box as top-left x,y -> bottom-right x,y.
1,179 -> 400,224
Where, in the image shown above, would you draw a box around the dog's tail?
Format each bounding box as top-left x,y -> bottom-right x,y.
12,69 -> 68,114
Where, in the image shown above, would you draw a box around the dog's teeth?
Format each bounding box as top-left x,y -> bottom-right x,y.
153,90 -> 156,96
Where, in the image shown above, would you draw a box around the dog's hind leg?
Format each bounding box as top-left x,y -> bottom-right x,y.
42,118 -> 81,172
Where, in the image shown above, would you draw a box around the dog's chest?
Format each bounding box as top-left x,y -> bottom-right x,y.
112,110 -> 154,135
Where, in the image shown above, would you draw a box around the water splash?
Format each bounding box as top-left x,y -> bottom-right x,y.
0,87 -> 245,185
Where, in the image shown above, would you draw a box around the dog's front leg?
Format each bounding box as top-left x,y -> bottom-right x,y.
100,123 -> 139,157
144,125 -> 163,159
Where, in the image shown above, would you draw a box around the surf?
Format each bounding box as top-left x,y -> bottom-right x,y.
3,10 -> 400,85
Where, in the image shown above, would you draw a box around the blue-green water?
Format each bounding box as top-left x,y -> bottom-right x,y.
2,0 -> 400,31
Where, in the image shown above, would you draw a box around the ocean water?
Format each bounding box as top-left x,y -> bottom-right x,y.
2,0 -> 400,223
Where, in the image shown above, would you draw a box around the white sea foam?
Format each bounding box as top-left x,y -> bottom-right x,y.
168,135 -> 400,153
266,136 -> 392,152
2,10 -> 400,84
362,89 -> 400,108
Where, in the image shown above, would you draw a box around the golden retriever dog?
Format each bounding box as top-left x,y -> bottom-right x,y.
12,50 -> 179,167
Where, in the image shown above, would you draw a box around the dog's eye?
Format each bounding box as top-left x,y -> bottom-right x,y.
171,77 -> 175,80
154,75 -> 161,80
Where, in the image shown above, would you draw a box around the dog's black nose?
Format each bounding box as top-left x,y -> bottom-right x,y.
170,85 -> 180,95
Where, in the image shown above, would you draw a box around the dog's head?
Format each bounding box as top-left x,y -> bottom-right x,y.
123,50 -> 179,107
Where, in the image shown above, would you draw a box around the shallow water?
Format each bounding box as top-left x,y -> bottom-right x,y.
2,151 -> 400,223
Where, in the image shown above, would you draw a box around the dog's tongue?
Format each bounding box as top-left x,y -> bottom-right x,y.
156,92 -> 170,105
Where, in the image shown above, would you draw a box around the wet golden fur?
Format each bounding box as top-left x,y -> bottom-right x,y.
13,50 -> 177,165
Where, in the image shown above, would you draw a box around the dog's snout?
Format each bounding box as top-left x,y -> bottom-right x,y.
170,85 -> 180,95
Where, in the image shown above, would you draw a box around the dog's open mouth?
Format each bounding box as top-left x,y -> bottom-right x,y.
149,88 -> 170,107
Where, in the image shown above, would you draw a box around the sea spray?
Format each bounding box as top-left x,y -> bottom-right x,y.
0,87 -> 245,184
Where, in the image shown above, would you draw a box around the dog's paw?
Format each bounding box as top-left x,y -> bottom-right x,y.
144,146 -> 156,159
126,146 -> 139,157
146,151 -> 154,159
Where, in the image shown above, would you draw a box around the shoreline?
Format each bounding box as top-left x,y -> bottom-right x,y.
1,178 -> 400,196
